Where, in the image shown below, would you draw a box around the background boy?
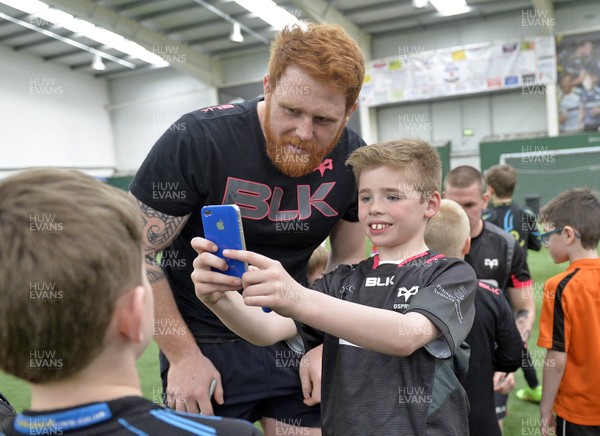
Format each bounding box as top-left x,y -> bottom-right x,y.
444,165 -> 535,428
192,139 -> 477,435
0,169 -> 260,436
537,188 -> 600,436
484,163 -> 542,253
425,199 -> 523,436
484,163 -> 543,404
307,245 -> 330,286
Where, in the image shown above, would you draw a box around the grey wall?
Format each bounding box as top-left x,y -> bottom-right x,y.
371,2 -> 600,169
0,44 -> 114,178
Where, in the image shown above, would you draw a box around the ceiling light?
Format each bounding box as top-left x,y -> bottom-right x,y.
234,0 -> 300,30
0,0 -> 169,67
0,11 -> 136,68
429,0 -> 471,16
229,22 -> 244,43
91,53 -> 105,71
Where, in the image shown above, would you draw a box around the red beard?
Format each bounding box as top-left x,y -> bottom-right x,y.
264,101 -> 344,177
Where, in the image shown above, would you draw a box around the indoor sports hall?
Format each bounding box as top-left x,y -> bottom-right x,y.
1,1 -> 599,435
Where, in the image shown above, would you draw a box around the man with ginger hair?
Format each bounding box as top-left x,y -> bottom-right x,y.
130,23 -> 367,433
0,169 -> 260,435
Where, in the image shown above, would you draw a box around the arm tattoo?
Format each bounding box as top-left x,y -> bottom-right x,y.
133,198 -> 190,285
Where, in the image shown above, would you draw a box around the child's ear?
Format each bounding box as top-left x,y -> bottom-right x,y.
116,286 -> 146,343
564,226 -> 580,244
462,236 -> 472,257
425,192 -> 441,218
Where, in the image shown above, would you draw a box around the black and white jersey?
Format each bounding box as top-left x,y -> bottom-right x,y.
483,202 -> 541,252
461,280 -> 524,436
3,396 -> 261,435
298,251 -> 477,436
130,97 -> 365,342
466,221 -> 532,292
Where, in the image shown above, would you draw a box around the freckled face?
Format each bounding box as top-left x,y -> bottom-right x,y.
263,65 -> 351,177
359,166 -> 435,260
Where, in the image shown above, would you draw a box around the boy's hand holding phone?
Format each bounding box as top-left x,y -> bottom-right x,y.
223,249 -> 309,318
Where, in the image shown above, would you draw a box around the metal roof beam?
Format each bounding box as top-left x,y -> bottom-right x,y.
43,0 -> 222,85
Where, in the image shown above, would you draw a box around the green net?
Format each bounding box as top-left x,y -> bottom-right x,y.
500,146 -> 600,210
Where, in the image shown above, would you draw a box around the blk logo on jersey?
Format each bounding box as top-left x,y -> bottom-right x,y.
484,258 -> 499,268
365,276 -> 395,287
397,286 -> 419,302
223,177 -> 338,220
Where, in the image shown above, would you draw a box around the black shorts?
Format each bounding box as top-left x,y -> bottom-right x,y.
556,416 -> 600,436
160,339 -> 321,427
494,392 -> 508,420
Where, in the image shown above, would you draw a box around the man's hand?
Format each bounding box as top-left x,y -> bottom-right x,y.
166,350 -> 224,415
300,345 -> 323,406
191,237 -> 244,305
493,372 -> 515,395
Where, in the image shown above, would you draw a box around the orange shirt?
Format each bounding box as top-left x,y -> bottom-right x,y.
538,258 -> 600,425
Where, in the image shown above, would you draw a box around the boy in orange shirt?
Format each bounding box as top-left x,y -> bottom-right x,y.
537,188 -> 600,436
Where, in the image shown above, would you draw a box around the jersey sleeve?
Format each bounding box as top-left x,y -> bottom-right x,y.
537,276 -> 567,352
129,114 -> 206,216
338,130 -> 365,223
508,239 -> 532,289
492,291 -> 524,372
407,260 -> 477,359
523,207 -> 542,251
340,189 -> 359,223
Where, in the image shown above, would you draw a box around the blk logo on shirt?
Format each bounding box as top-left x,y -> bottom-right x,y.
365,276 -> 395,287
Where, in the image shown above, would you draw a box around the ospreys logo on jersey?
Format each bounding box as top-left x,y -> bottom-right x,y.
397,286 -> 419,302
484,258 -> 499,269
393,285 -> 420,310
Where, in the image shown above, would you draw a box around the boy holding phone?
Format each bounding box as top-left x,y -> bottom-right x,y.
192,139 -> 477,434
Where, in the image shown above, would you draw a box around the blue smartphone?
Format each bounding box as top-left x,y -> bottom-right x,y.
201,204 -> 247,278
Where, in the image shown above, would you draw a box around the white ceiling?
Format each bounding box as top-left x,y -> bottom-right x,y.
0,0 -> 592,80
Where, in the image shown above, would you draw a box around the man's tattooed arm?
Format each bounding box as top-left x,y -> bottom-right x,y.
130,194 -> 190,284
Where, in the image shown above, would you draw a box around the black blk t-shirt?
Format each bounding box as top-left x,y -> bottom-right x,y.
461,280 -> 524,436
298,252 -> 477,436
130,98 -> 366,341
466,221 -> 532,292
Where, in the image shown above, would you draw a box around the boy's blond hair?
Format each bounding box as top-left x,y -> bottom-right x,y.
425,199 -> 470,258
0,169 -> 143,383
539,188 -> 600,250
345,138 -> 441,202
486,164 -> 517,198
308,245 -> 329,278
